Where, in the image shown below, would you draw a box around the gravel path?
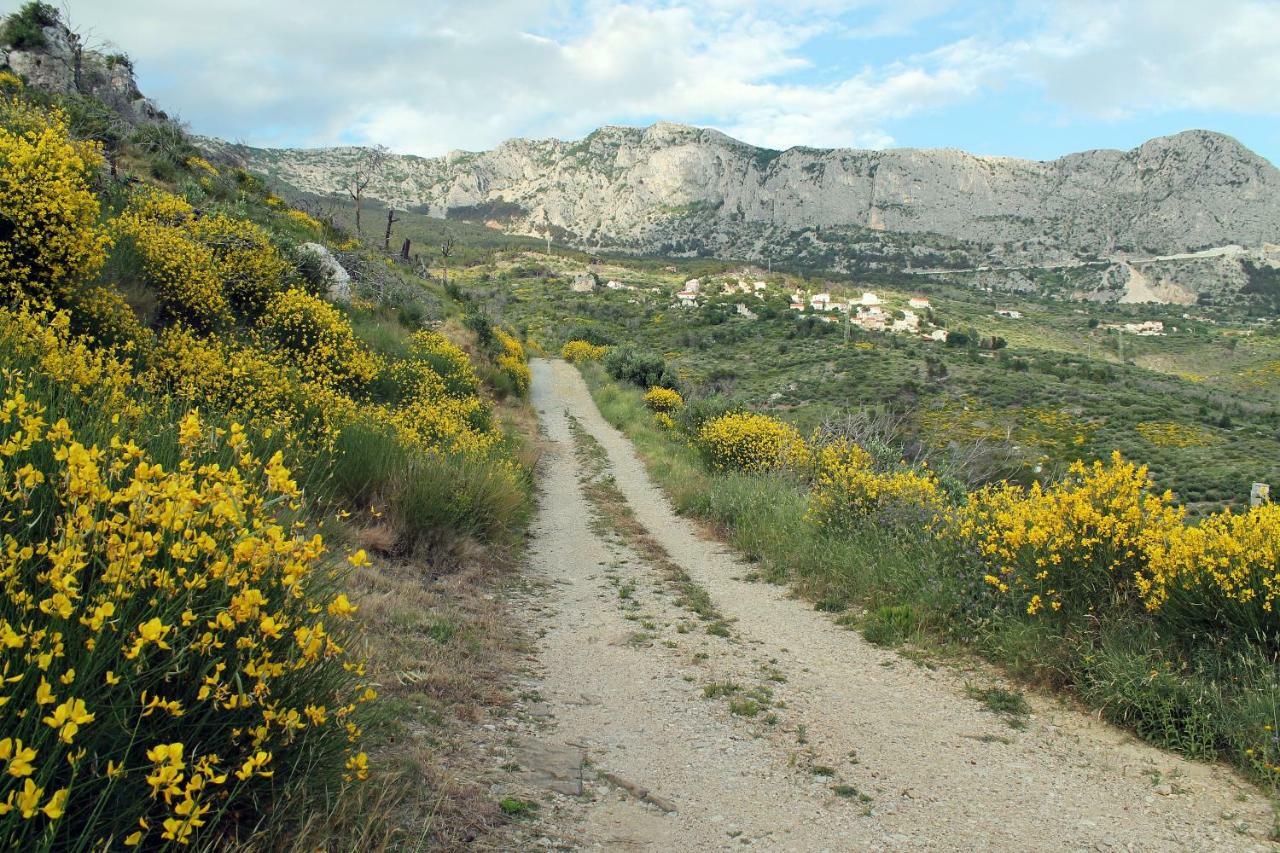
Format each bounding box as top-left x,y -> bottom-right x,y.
514,358 -> 1272,851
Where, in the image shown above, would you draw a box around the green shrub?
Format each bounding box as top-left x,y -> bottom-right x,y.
1,2 -> 58,50
862,604 -> 918,647
604,345 -> 679,391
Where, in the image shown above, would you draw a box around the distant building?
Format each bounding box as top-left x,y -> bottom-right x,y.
810,292 -> 833,311
676,290 -> 699,307
861,292 -> 882,307
1122,320 -> 1165,335
684,278 -> 701,293
995,308 -> 1022,319
908,296 -> 931,310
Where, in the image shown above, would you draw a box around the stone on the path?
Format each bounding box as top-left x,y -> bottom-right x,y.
515,739 -> 584,796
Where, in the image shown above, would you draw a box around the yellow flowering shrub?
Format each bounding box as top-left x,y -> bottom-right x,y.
643,386 -> 684,414
808,439 -> 943,532
0,305 -> 141,421
0,389 -> 369,848
1135,420 -> 1218,448
67,284 -> 148,351
561,340 -> 609,363
187,214 -> 290,318
146,327 -> 307,438
409,330 -> 480,398
0,100 -> 112,302
379,359 -> 497,455
284,208 -> 323,233
495,329 -> 531,397
258,289 -> 379,391
946,452 -> 1184,616
654,411 -> 676,430
1140,503 -> 1280,635
116,192 -> 232,331
185,155 -> 218,175
697,411 -> 810,473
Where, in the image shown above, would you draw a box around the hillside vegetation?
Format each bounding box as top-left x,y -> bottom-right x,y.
441,244 -> 1280,792
0,20 -> 534,847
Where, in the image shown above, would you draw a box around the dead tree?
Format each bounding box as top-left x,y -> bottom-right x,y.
346,145 -> 388,236
400,238 -> 411,261
440,237 -> 456,287
383,207 -> 400,250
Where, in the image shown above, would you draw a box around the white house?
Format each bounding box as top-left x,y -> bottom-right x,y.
929,328 -> 948,342
861,291 -> 882,307
995,308 -> 1023,319
908,296 -> 931,310
810,292 -> 833,311
676,290 -> 699,307
684,278 -> 701,293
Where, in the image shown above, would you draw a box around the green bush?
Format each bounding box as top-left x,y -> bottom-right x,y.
604,345 -> 679,391
1,2 -> 58,50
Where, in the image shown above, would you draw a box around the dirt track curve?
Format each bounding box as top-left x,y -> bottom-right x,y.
508,358 -> 1271,852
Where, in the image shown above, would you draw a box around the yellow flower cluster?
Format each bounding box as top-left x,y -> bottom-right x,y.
495,329 -> 531,397
643,386 -> 684,414
0,391 -> 370,848
1141,503 -> 1280,631
116,192 -> 233,330
410,330 -> 481,398
188,213 -> 291,318
380,359 -> 498,457
184,155 -> 219,176
945,452 -> 1184,615
1135,420 -> 1217,448
561,340 -> 609,363
146,327 -> 306,438
0,305 -> 141,421
808,439 -> 942,532
697,411 -> 810,473
0,99 -> 111,303
284,208 -> 324,232
258,289 -> 379,391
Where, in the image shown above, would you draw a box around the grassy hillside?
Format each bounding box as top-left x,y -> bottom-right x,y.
458,252 -> 1280,513
0,45 -> 537,848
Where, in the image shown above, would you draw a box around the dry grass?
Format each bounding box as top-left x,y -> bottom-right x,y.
284,546 -> 529,851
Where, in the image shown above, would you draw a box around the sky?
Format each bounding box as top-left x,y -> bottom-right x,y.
54,0 -> 1280,164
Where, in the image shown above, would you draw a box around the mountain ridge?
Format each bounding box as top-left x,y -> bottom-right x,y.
207,121 -> 1280,277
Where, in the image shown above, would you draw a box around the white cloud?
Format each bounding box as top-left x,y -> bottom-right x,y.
1023,0 -> 1280,118
54,0 -> 1280,157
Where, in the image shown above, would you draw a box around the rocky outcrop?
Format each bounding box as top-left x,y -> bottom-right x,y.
297,242 -> 352,303
0,16 -> 165,124
214,123 -> 1280,273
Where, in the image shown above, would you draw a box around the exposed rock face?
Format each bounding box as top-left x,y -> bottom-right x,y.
0,18 -> 164,124
297,243 -> 352,303
211,123 -> 1280,273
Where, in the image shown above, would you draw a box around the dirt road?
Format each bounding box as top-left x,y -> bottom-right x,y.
506,358 -> 1270,851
